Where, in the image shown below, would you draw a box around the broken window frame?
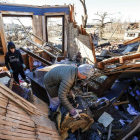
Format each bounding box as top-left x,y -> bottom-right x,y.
45,15 -> 65,54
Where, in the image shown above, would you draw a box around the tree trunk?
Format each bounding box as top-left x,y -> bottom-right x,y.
80,0 -> 88,28
99,27 -> 102,39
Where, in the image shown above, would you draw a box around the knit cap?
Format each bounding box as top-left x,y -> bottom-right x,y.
78,64 -> 93,79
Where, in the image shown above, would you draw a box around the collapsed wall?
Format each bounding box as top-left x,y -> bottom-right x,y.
68,23 -> 95,64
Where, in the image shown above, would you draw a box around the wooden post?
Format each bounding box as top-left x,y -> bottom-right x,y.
28,56 -> 34,71
119,56 -> 124,64
0,13 -> 7,55
81,25 -> 83,35
89,34 -> 97,64
32,15 -> 43,45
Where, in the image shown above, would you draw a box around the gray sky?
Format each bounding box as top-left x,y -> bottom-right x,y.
11,0 -> 140,25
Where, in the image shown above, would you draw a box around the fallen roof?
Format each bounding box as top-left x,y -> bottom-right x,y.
0,81 -> 60,140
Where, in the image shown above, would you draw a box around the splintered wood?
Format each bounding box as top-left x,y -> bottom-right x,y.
0,82 -> 60,140
97,52 -> 140,75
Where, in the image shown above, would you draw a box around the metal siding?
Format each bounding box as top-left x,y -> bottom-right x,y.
42,7 -> 69,15
0,4 -> 69,15
0,5 -> 42,15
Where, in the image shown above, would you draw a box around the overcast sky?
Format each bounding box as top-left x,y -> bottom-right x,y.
7,0 -> 140,25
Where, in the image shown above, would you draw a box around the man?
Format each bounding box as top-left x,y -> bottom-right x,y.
44,64 -> 93,119
5,42 -> 29,84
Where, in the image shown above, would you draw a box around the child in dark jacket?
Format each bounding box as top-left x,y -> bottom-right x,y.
5,42 -> 29,84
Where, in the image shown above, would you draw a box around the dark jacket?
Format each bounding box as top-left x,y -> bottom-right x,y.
5,44 -> 24,71
44,65 -> 78,111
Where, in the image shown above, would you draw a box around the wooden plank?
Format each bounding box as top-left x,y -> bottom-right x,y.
7,110 -> 31,120
0,115 -> 34,128
0,101 -> 7,109
5,117 -> 35,127
0,97 -> 8,104
113,101 -> 129,106
0,93 -> 8,100
0,133 -> 36,140
7,105 -> 29,116
9,100 -> 21,107
103,63 -> 140,72
29,56 -> 34,71
1,11 -> 33,16
0,124 -> 35,135
89,34 -> 97,64
0,13 -> 7,55
0,129 -> 36,139
123,36 -> 140,45
0,107 -> 6,116
133,44 -> 140,62
44,12 -> 65,16
0,84 -> 35,108
0,87 -> 37,115
0,83 -> 36,109
98,53 -> 140,69
36,132 -> 60,139
8,101 -> 35,115
21,47 -> 52,66
6,113 -> 34,124
37,127 -> 59,136
0,119 -> 35,132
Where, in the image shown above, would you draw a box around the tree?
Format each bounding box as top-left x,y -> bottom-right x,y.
79,0 -> 88,28
93,12 -> 113,39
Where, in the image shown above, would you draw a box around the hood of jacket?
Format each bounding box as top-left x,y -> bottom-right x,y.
8,42 -> 15,52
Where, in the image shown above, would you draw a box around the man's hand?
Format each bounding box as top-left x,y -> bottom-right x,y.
69,108 -> 82,119
22,64 -> 26,68
9,69 -> 13,74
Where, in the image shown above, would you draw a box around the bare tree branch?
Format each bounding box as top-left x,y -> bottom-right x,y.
79,0 -> 88,28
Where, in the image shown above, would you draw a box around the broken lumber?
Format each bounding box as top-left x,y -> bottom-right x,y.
0,82 -> 38,115
20,47 -> 52,66
123,36 -> 140,46
89,34 -> 97,63
98,53 -> 140,69
113,101 -> 129,106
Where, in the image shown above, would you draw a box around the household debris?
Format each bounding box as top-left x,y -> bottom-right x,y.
0,2 -> 140,140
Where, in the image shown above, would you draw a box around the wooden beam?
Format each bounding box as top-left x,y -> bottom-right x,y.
20,47 -> 52,66
44,12 -> 65,16
1,11 -> 33,16
0,129 -> 36,139
123,36 -> 140,46
0,134 -> 36,140
0,13 -> 7,55
113,101 -> 129,106
89,34 -> 97,64
28,56 -> 34,71
98,53 -> 140,69
0,119 -> 35,132
0,124 -> 35,135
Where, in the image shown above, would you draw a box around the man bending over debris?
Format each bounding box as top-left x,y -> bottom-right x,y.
5,42 -> 29,84
44,64 -> 93,119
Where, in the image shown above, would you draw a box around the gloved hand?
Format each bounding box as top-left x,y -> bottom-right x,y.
9,69 -> 13,74
69,90 -> 75,100
22,64 -> 26,68
69,108 -> 82,119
